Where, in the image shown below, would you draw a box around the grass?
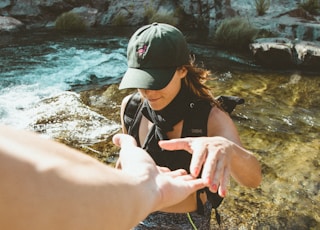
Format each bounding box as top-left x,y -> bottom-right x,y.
255,0 -> 270,16
111,14 -> 127,26
55,12 -> 87,32
144,6 -> 179,26
213,17 -> 258,51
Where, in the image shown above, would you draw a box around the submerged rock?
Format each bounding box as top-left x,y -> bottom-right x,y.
27,91 -> 120,147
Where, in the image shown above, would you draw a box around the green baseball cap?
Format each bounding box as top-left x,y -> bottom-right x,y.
119,22 -> 190,90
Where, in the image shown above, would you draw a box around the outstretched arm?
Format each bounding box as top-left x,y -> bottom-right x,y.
0,126 -> 205,230
159,135 -> 262,197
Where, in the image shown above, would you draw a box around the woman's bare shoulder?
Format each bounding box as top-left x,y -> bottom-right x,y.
207,106 -> 241,143
209,105 -> 230,121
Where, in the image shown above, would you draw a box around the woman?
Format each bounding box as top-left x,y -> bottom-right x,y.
118,22 -> 261,229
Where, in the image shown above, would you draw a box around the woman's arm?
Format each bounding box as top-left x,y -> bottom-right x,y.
159,107 -> 262,197
0,125 -> 205,230
207,107 -> 262,188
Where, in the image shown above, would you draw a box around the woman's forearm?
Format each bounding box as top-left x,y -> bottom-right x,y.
229,143 -> 262,188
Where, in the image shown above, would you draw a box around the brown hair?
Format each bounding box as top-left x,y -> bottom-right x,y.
180,57 -> 220,107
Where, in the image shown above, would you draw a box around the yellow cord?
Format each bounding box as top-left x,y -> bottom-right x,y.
187,213 -> 198,230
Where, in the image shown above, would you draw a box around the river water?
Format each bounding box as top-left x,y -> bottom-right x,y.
0,28 -> 319,229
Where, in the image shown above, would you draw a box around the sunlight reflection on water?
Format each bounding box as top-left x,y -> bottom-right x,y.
205,70 -> 319,229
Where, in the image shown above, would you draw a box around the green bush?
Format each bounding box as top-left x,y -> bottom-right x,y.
213,17 -> 258,51
299,0 -> 320,15
55,12 -> 87,32
255,0 -> 270,16
144,7 -> 156,21
144,6 -> 179,26
111,14 -> 127,26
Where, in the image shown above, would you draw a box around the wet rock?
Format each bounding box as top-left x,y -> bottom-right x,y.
27,91 -> 121,147
279,8 -> 317,21
250,38 -> 320,70
1,0 -> 320,45
70,6 -> 99,27
0,16 -> 24,32
249,38 -> 295,69
79,84 -> 135,124
9,0 -> 40,17
294,40 -> 320,70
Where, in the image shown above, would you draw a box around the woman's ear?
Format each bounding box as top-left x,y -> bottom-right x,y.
177,66 -> 187,79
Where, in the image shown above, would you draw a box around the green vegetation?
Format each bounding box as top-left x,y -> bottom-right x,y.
55,12 -> 87,32
255,0 -> 270,16
299,0 -> 320,15
213,17 -> 258,51
144,7 -> 155,21
144,6 -> 179,26
111,14 -> 127,26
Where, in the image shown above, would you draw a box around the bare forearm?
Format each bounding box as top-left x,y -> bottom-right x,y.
0,126 -> 155,230
0,126 -> 204,230
230,144 -> 262,188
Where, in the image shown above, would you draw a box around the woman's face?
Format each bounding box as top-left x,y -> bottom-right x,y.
138,67 -> 187,111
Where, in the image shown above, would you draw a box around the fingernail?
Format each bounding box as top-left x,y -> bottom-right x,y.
211,184 -> 217,192
192,167 -> 199,176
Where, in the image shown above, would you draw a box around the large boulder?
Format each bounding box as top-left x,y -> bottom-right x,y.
249,38 -> 295,69
250,38 -> 320,70
9,0 -> 40,16
0,16 -> 24,32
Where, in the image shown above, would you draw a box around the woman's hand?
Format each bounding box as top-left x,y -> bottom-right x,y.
159,136 -> 261,197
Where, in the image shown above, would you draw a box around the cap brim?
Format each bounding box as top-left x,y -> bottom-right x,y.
119,67 -> 176,90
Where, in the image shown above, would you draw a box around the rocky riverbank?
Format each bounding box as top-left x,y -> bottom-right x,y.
1,0 -> 320,41
2,0 -> 320,70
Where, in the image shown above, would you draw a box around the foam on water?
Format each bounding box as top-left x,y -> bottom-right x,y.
0,34 -> 127,128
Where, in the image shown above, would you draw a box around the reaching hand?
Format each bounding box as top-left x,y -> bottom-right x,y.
112,134 -> 206,211
158,136 -> 235,197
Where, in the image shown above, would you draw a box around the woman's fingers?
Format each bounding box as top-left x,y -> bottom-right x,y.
188,138 -> 209,177
203,146 -> 225,192
159,137 -> 232,197
159,137 -> 209,177
218,168 -> 229,197
158,138 -> 193,153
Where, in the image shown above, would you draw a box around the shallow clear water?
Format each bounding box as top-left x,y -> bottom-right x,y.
0,28 -> 319,229
204,71 -> 320,229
